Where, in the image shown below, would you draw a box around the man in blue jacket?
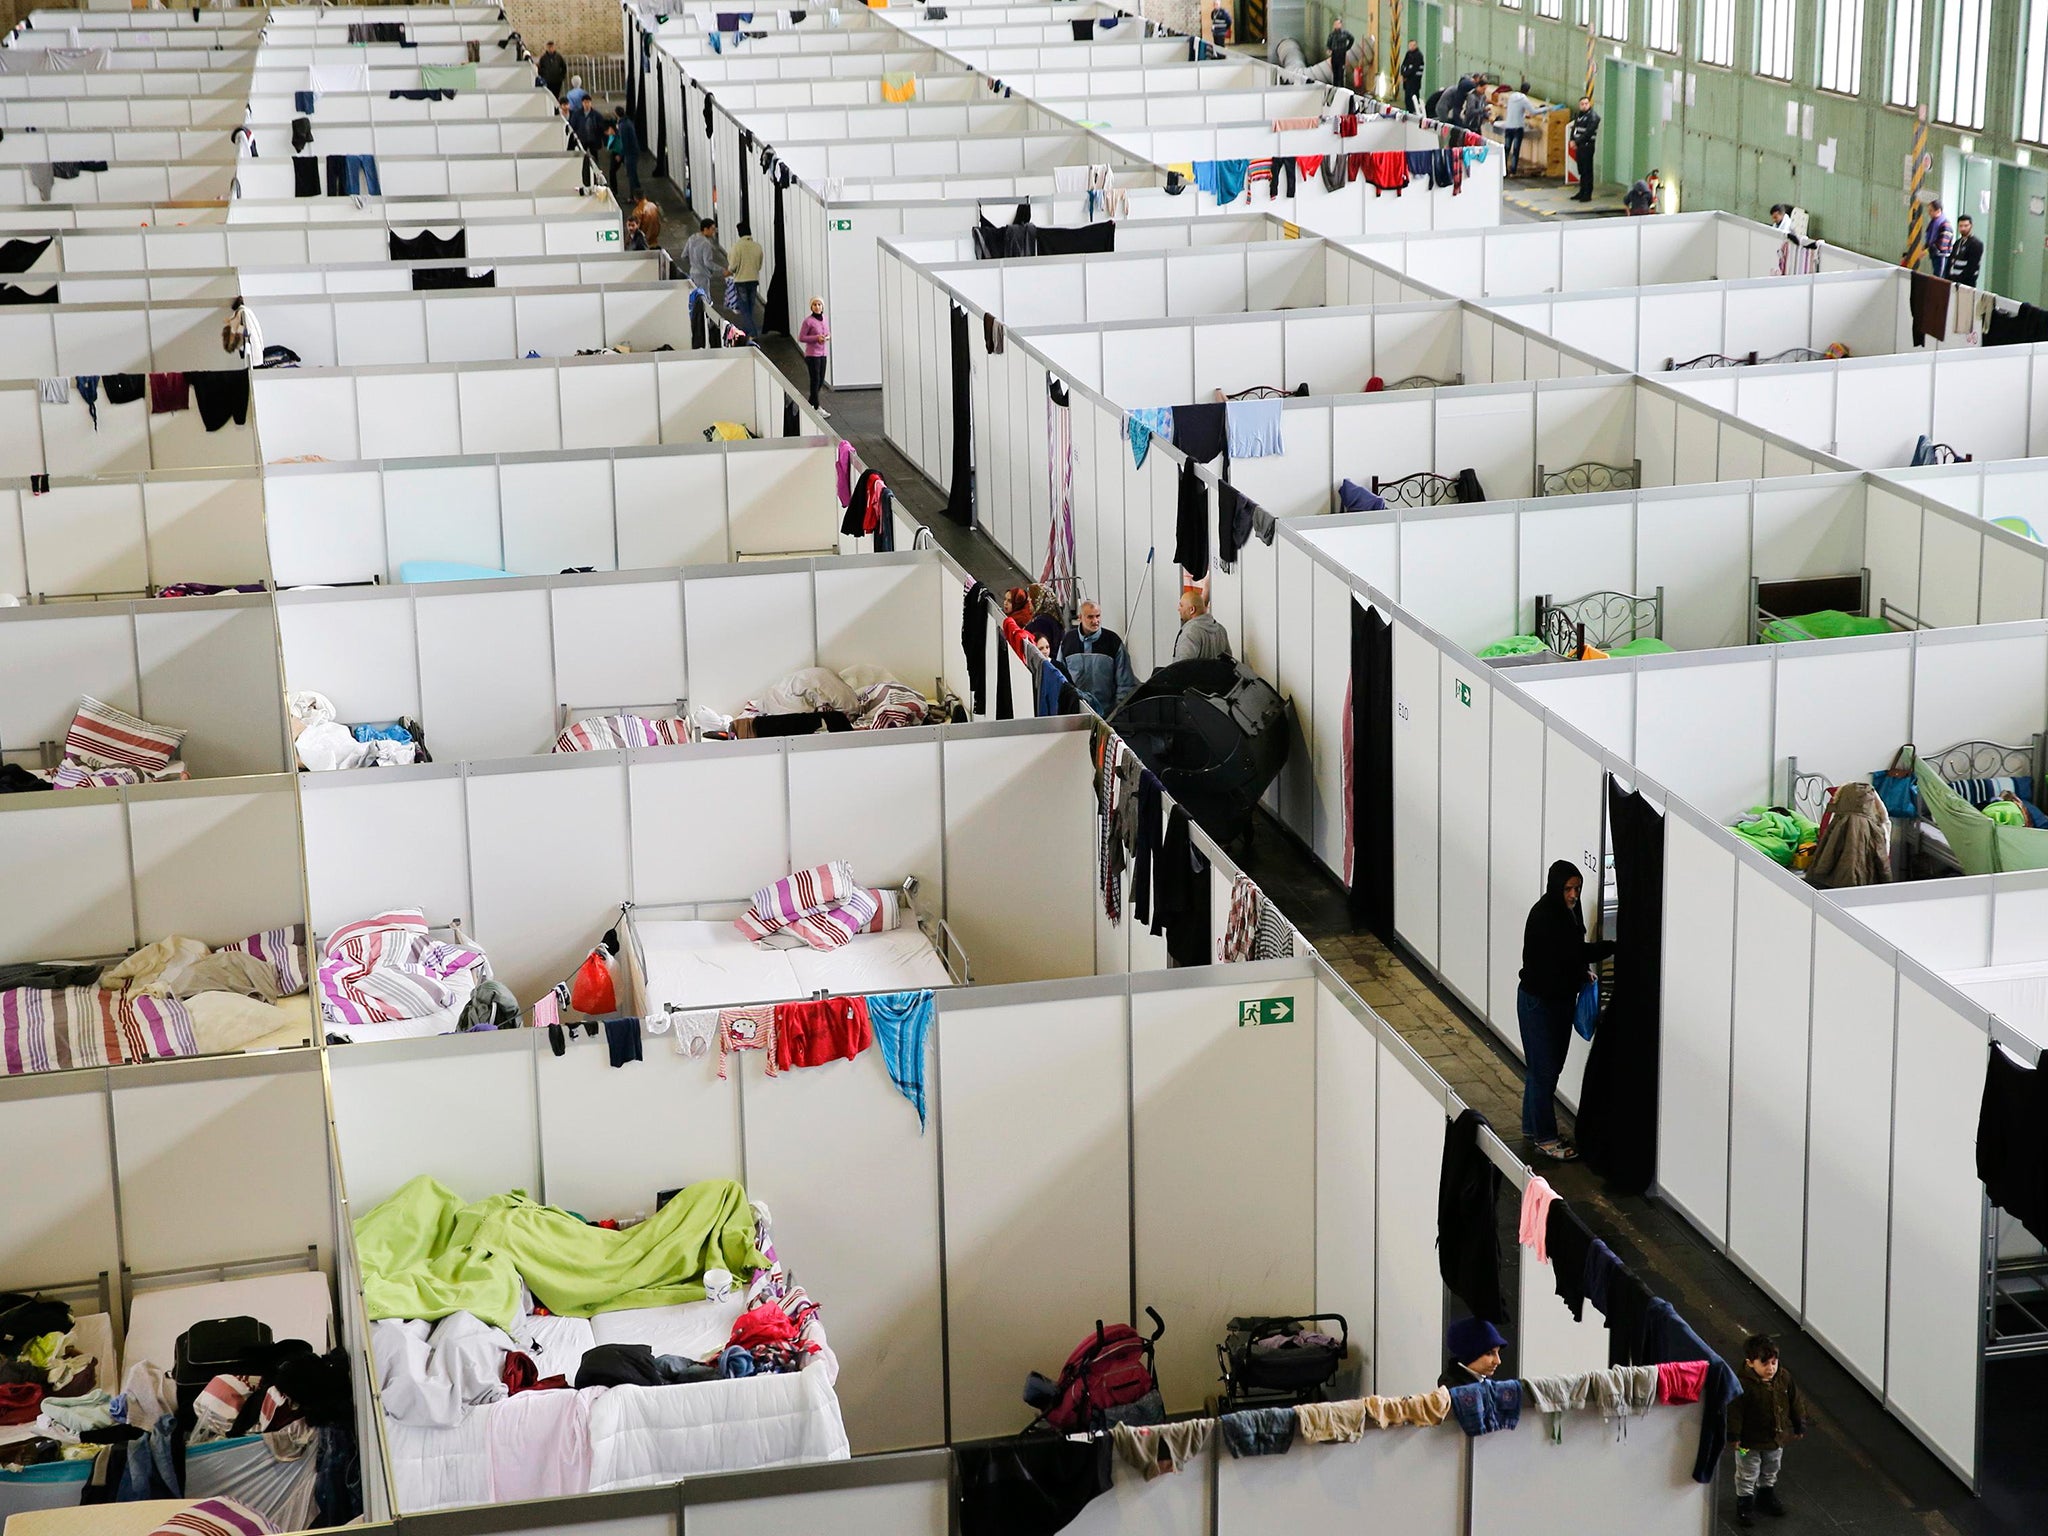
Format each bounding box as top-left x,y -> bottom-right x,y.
1058,601 -> 1139,717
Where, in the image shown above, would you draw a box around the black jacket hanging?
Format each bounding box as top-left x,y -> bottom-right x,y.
1574,780 -> 1666,1196
1350,601 -> 1394,933
1174,459 -> 1210,579
1436,1107 -> 1508,1324
1979,1043 -> 2048,1246
1216,480 -> 1253,568
946,304 -> 975,525
764,177 -> 791,336
962,583 -> 989,714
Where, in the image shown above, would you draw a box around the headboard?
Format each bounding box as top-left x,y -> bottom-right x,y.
1212,383 -> 1311,401
1750,568 -> 1869,642
1381,373 -> 1463,391
1536,458 -> 1641,497
1371,469 -> 1462,507
1918,734 -> 2048,796
1755,346 -> 1829,365
1780,754 -> 1835,825
1665,350 -> 1759,371
1534,586 -> 1664,657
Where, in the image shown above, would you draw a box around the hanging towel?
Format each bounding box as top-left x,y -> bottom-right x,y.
104,373 -> 144,406
36,376 -> 67,405
603,1017 -> 643,1067
1909,270 -> 1951,346
1174,459 -> 1210,579
293,156 -> 320,197
1127,406 -> 1174,468
1219,1406 -> 1295,1457
294,90 -> 317,114
148,372 -> 189,414
1224,398 -> 1283,459
1170,401 -> 1226,464
1192,158 -> 1249,204
419,63 -> 477,91
865,990 -> 934,1128
1518,1176 -> 1559,1262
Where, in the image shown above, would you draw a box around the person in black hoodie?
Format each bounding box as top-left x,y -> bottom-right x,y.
1518,859 -> 1612,1160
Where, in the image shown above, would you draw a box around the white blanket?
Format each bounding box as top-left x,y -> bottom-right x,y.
636,919 -> 952,1011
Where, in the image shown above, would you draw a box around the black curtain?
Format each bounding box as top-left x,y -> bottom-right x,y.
1350,601 -> 1394,934
1575,778 -> 1666,1195
764,180 -> 791,337
653,66 -> 668,179
945,304 -> 974,525
1438,1107 -> 1508,1323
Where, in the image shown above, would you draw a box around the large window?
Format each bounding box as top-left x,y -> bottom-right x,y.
1535,0 -> 1563,18
1818,0 -> 1865,90
1598,0 -> 1628,37
1756,0 -> 1797,75
1887,0 -> 1924,102
1648,0 -> 1681,50
2024,0 -> 2048,138
1698,0 -> 1737,64
1935,0 -> 1992,125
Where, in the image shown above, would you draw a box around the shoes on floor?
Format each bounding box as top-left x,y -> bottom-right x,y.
1756,1486 -> 1787,1518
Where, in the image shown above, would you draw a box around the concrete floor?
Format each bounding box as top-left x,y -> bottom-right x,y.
632,147 -> 2037,1536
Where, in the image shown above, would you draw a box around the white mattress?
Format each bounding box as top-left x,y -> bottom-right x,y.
121,1272 -> 334,1378
636,918 -> 952,1011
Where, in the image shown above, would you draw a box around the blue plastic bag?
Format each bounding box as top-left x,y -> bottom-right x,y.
1574,979 -> 1600,1041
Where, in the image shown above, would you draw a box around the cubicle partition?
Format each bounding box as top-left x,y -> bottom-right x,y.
0,470 -> 270,597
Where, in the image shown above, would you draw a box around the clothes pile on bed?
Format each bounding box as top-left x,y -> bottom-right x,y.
3,697 -> 191,792
317,908 -> 512,1044
552,714 -> 689,752
0,1294 -> 114,1471
0,926 -> 312,1076
692,666 -> 944,739
358,1176 -> 848,1508
287,692 -> 425,771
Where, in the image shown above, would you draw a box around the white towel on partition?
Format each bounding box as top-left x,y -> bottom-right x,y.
1052,163 -> 1092,193
308,62 -> 369,93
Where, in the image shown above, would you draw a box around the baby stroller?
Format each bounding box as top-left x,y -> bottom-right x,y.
1215,1314 -> 1349,1411
1022,1309 -> 1167,1432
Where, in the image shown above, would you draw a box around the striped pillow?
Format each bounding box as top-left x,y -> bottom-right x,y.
147,1499 -> 278,1536
120,992 -> 196,1062
223,925 -> 310,997
785,887 -> 882,951
65,696 -> 186,772
749,863 -> 859,927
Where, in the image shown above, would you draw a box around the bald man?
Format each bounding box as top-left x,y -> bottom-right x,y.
1059,600 -> 1139,716
1172,587 -> 1232,662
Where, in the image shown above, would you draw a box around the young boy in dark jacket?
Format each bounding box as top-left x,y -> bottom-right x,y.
1729,1334 -> 1804,1525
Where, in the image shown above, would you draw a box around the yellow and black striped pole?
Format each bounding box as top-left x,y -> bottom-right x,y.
1903,107 -> 1930,268
1582,17 -> 1598,104
1389,0 -> 1401,95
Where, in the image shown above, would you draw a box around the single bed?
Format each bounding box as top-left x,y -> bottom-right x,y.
1751,569 -> 1922,644
1903,735 -> 2048,875
623,878 -> 967,1016
1534,585 -> 1666,659
1534,458 -> 1641,497
121,1257 -> 335,1380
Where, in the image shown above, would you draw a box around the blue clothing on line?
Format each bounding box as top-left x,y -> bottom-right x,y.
294,90 -> 317,113
1193,158 -> 1250,204
342,153 -> 381,195
1448,1379 -> 1522,1436
865,989 -> 935,1128
1219,1406 -> 1296,1457
1127,405 -> 1174,468
1224,397 -> 1283,459
1035,655 -> 1067,717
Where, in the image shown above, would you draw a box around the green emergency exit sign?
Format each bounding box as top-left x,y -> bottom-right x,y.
831,218 -> 854,231
1453,680 -> 1472,707
598,227 -> 620,242
1239,996 -> 1295,1026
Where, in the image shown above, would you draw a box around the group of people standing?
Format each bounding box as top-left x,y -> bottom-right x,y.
998,586 -> 1234,718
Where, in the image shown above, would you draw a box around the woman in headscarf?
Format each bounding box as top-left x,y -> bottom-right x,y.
1517,859 -> 1613,1161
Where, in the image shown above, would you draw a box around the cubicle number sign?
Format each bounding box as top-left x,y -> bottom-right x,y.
1240,997 -> 1295,1026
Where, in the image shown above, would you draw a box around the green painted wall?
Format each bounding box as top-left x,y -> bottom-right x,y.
1298,0 -> 2048,301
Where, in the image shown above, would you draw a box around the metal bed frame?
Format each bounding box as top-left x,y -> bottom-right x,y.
1533,585 -> 1664,658
1211,383 -> 1309,401
1778,755 -> 1836,826
1748,568 -> 1923,644
620,874 -> 973,1024
1535,457 -> 1641,497
1369,469 -> 1462,507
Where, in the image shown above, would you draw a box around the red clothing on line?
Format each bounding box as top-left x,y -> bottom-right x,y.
773,995 -> 872,1071
1657,1359 -> 1708,1405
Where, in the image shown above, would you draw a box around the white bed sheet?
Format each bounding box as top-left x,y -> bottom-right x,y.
121,1272 -> 334,1378
635,919 -> 952,1011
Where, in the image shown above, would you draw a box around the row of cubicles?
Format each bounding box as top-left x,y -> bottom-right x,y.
3,6 -> 1713,1535
863,0 -> 2042,1500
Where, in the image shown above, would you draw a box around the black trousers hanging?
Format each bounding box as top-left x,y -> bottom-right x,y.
1575,778 -> 1666,1194
945,303 -> 975,525
1350,601 -> 1395,933
764,181 -> 791,337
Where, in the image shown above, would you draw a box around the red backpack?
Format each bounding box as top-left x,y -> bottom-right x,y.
1031,1310 -> 1164,1433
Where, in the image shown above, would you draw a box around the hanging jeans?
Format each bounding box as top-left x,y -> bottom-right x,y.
1517,986 -> 1572,1141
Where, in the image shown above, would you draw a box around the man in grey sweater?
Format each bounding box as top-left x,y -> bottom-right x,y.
1172,587 -> 1232,662
683,218 -> 729,297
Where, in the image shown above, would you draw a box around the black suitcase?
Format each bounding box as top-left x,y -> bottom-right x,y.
172,1315 -> 272,1416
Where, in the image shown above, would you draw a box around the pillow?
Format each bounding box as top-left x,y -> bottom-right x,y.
65,696 -> 186,772
749,862 -> 859,928
784,887 -> 882,951
1337,477 -> 1387,513
222,924 -> 310,998
1946,775 -> 2018,809
148,1498 -> 278,1536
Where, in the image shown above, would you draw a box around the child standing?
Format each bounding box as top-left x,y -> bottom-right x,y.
1728,1334 -> 1804,1525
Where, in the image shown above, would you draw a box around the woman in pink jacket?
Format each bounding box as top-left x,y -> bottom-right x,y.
797,297 -> 830,410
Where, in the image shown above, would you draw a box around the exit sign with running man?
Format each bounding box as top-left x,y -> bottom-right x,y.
1239,997 -> 1295,1026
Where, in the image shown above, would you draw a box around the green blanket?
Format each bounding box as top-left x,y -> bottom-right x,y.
355,1175 -> 766,1329
1478,634 -> 1548,658
1760,609 -> 1891,643
1913,759 -> 2048,875
1607,636 -> 1676,657
419,63 -> 477,92
1732,807 -> 1816,866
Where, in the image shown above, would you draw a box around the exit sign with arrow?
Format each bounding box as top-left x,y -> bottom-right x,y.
1239,996 -> 1295,1026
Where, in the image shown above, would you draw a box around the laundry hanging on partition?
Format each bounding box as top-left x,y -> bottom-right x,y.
1043,378 -> 1077,602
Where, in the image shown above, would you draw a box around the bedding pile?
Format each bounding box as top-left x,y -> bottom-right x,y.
552,714 -> 689,752
4,696 -> 192,791
360,1179 -> 850,1506
317,909 -> 496,1044
0,925 -> 311,1076
733,861 -> 898,951
1910,758 -> 2048,875
693,666 -> 940,739
0,1293 -> 110,1468
287,692 -> 423,771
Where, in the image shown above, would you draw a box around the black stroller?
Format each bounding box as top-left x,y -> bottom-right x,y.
1214,1314 -> 1349,1412
1109,658 -> 1292,847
